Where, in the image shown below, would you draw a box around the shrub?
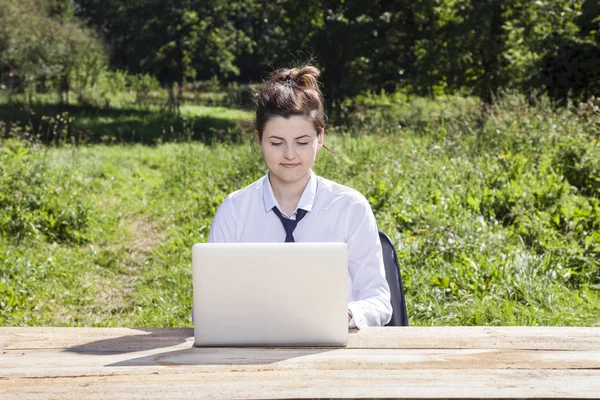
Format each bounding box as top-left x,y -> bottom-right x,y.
0,136 -> 94,244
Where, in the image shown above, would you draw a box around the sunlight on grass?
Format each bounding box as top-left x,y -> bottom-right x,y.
180,104 -> 252,120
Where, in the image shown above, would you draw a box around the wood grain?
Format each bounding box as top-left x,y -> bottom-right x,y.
2,326 -> 600,350
2,370 -> 600,399
1,327 -> 599,399
2,347 -> 600,375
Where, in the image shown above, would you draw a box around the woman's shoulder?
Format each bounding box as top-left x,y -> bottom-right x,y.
219,175 -> 266,211
316,175 -> 378,233
316,175 -> 371,208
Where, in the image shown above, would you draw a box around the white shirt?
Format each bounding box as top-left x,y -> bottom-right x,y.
208,170 -> 392,328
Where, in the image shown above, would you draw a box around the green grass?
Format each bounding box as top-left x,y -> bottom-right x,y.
0,91 -> 253,145
1,92 -> 599,327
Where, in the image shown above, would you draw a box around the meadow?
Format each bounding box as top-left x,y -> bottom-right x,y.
1,90 -> 599,327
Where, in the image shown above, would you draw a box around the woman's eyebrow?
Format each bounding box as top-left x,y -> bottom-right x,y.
267,135 -> 312,140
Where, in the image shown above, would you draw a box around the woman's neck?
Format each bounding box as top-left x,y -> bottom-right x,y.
269,171 -> 311,215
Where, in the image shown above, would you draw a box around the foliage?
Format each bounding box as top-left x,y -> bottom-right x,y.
0,127 -> 96,244
3,0 -> 600,105
227,0 -> 600,105
0,0 -> 107,97
74,69 -> 163,108
75,0 -> 252,85
536,41 -> 600,101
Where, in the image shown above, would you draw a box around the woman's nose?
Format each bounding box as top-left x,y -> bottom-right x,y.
283,144 -> 296,159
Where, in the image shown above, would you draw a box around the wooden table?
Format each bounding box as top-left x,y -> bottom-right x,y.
1,326 -> 600,399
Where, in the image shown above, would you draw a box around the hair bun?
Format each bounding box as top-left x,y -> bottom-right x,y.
290,66 -> 320,91
268,65 -> 320,91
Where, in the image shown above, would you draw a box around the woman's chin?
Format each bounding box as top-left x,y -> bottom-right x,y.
271,167 -> 309,183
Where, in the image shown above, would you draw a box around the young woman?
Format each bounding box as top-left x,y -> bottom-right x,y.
208,65 -> 392,328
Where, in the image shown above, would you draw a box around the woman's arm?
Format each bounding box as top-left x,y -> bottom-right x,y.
345,196 -> 392,328
208,197 -> 237,243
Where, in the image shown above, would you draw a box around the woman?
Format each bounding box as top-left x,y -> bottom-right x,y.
208,65 -> 392,328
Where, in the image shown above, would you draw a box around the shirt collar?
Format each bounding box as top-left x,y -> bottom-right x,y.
263,170 -> 317,216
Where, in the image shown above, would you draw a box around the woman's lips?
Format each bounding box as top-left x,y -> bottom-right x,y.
280,163 -> 300,168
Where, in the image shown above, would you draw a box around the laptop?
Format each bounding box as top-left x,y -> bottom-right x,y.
192,242 -> 348,347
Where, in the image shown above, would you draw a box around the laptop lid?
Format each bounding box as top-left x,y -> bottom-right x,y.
192,242 -> 348,347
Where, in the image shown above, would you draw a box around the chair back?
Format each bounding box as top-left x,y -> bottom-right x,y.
379,231 -> 408,326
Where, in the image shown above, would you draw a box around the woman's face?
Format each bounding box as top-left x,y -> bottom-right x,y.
258,115 -> 324,186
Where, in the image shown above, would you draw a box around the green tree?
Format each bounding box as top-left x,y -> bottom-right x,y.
0,0 -> 106,102
76,0 -> 251,104
72,0 -> 600,105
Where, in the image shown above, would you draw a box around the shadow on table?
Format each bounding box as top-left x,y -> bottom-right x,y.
65,328 -> 193,355
65,328 -> 337,366
106,347 -> 335,367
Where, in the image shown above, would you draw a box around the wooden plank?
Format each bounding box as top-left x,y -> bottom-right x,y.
2,347 -> 600,378
0,328 -> 192,351
2,369 -> 600,399
2,327 -> 600,351
348,326 -> 600,351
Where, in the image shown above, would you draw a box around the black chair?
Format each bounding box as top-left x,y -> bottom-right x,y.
379,231 -> 409,326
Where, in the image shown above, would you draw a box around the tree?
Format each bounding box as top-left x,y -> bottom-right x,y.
65,0 -> 600,105
75,0 -> 251,106
0,0 -> 107,103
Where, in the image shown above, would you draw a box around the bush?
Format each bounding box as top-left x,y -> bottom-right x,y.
225,82 -> 256,109
337,90 -> 600,296
0,137 -> 95,244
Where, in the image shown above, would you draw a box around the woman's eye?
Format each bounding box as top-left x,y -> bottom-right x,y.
270,142 -> 283,146
297,142 -> 309,146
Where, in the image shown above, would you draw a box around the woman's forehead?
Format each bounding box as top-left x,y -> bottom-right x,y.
263,115 -> 316,137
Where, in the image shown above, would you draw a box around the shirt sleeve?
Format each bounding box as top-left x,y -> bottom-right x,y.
345,196 -> 392,329
208,196 -> 237,243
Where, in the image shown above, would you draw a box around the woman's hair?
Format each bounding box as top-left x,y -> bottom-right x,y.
254,65 -> 326,141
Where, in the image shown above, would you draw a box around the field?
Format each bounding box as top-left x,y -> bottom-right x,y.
1,91 -> 599,327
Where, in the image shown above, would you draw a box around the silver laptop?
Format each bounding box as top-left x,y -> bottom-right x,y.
192,242 -> 348,347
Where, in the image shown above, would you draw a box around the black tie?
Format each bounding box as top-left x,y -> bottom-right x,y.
272,207 -> 307,242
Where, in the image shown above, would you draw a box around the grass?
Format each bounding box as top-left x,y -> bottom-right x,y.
0,91 -> 253,145
1,91 -> 599,327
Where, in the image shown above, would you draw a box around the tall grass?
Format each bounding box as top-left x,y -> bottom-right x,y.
1,92 -> 599,327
